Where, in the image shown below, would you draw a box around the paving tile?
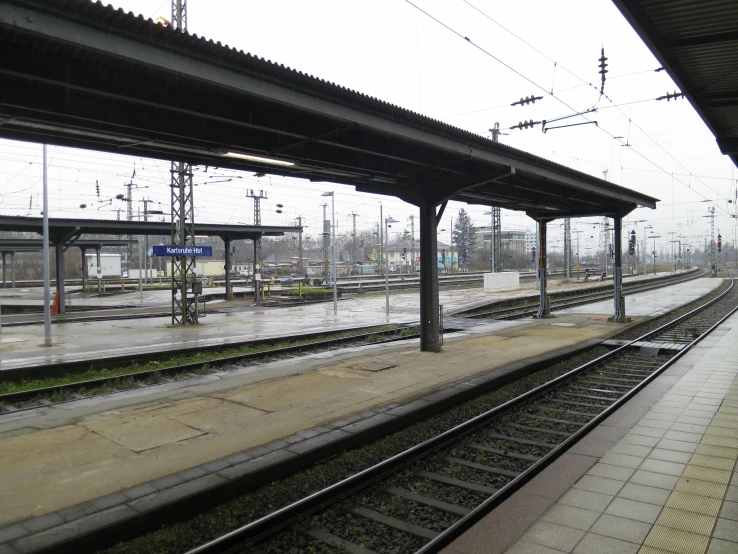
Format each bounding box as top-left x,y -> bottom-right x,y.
712,518 -> 738,543
122,483 -> 157,500
682,465 -> 732,485
20,513 -> 64,534
664,492 -> 722,516
505,541 -> 564,554
630,426 -> 667,439
707,538 -> 738,554
609,442 -> 652,458
604,497 -> 662,524
644,411 -> 679,422
670,423 -> 708,434
638,459 -> 687,477
726,486 -> 738,503
521,521 -> 584,552
558,489 -> 614,513
587,463 -> 636,482
663,430 -> 704,444
129,475 -> 227,514
617,483 -> 671,506
57,502 -> 98,522
673,477 -> 727,498
656,507 -> 715,535
572,532 -> 639,554
637,419 -> 673,430
643,525 -> 709,554
599,453 -> 644,469
89,492 -> 128,511
621,433 -> 660,447
719,500 -> 738,522
648,448 -> 693,464
655,438 -> 699,454
572,475 -> 624,496
589,513 -> 652,543
0,525 -> 27,543
541,504 -> 600,532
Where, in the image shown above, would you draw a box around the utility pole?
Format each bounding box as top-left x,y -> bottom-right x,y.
322,203 -> 330,281
490,123 -> 503,273
126,180 -> 134,272
42,145 -> 51,346
409,214 -> 416,272
247,189 -> 268,300
169,0 -> 196,324
564,219 -> 571,278
296,215 -> 303,276
708,207 -> 716,275
350,212 -> 359,274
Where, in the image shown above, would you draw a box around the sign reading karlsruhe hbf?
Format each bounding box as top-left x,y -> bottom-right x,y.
152,245 -> 213,257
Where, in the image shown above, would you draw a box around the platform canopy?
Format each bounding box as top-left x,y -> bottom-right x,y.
0,217 -> 300,242
612,0 -> 738,168
0,0 -> 657,220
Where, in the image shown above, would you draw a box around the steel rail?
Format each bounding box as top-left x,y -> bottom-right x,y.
184,278 -> 734,554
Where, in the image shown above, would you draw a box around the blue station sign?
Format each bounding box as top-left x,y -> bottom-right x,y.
152,245 -> 213,257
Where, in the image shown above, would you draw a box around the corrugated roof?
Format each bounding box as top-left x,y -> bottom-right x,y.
613,0 -> 738,167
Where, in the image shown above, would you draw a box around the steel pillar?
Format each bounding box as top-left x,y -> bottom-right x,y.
536,220 -> 550,318
55,243 -> 66,313
224,237 -> 231,300
613,217 -> 624,322
253,238 -> 259,302
96,247 -> 102,294
10,252 -> 15,288
419,201 -> 440,352
80,246 -> 88,291
1,252 -> 5,288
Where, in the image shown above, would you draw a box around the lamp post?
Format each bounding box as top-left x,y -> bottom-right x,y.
644,225 -> 653,275
573,230 -> 583,279
321,192 -> 337,313
385,216 -> 399,315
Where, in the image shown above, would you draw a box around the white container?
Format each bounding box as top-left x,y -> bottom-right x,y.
483,271 -> 519,292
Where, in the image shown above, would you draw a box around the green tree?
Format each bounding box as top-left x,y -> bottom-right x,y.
452,208 -> 475,266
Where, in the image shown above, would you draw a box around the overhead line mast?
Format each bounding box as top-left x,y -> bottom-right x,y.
170,0 -> 197,324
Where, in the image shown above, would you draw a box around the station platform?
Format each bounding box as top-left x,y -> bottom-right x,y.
0,277 -> 723,553
446,306 -> 738,554
0,270 -> 697,372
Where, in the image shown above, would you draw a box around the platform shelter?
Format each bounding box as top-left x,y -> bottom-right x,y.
0,1 -> 658,347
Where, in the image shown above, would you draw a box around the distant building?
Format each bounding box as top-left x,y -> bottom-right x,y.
474,228 -> 528,257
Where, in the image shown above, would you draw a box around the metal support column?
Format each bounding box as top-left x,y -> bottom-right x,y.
419,201 -> 440,352
613,217 -> 624,322
80,247 -> 88,291
96,247 -> 102,294
1,252 -> 5,288
536,220 -> 550,319
55,243 -> 66,313
493,207 -> 502,272
224,237 -> 231,300
253,238 -> 259,302
10,252 -> 15,288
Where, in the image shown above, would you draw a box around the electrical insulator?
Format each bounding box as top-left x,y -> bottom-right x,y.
511,95 -> 543,107
511,120 -> 541,131
598,48 -> 608,94
95,180 -> 100,197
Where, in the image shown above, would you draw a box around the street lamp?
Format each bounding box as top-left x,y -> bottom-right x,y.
385,216 -> 399,315
321,191 -> 337,313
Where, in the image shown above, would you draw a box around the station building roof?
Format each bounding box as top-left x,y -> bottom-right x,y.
0,0 -> 658,220
612,0 -> 738,168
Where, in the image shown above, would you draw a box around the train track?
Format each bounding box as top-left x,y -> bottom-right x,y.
0,325 -> 425,412
460,268 -> 705,320
185,276 -> 737,554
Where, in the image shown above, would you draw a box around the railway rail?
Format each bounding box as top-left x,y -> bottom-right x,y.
460,268 -> 705,320
185,275 -> 737,554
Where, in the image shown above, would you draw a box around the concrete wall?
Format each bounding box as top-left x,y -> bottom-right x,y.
483,271 -> 520,292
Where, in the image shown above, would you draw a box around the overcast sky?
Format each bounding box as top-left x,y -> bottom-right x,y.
1,0 -> 736,255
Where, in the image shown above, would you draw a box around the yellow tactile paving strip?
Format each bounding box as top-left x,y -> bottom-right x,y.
639,385 -> 738,554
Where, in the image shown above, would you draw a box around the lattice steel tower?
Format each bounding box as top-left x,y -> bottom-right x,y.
170,0 -> 197,324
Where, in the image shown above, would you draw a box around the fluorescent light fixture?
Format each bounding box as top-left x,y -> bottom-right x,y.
218,150 -> 295,167
321,191 -> 334,197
